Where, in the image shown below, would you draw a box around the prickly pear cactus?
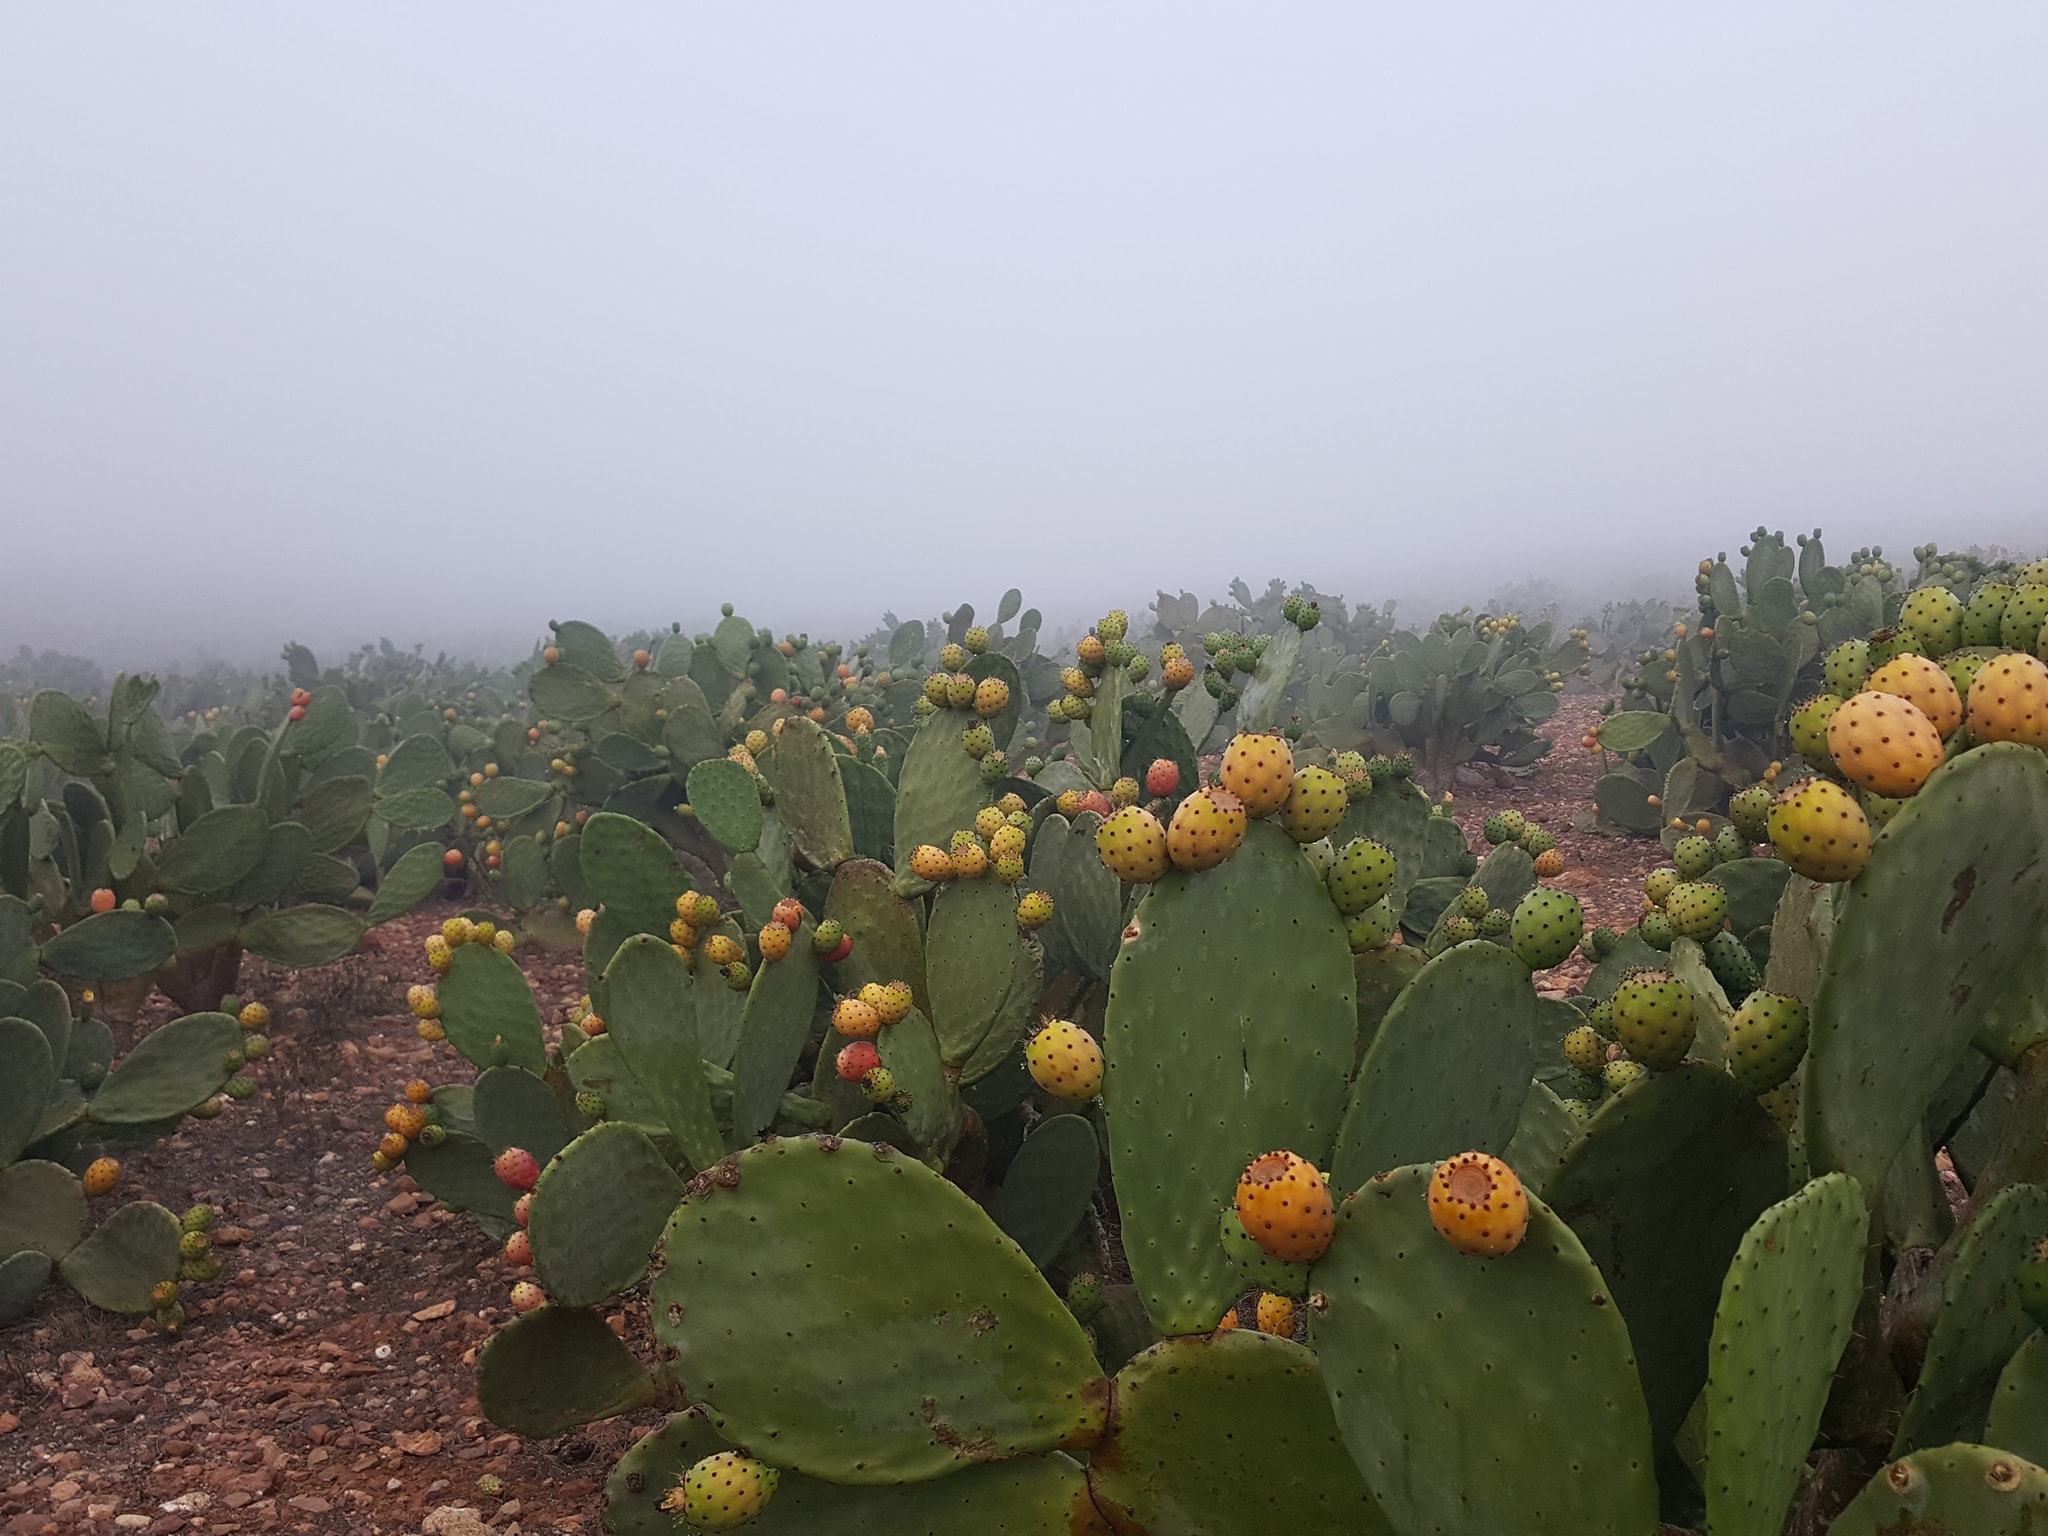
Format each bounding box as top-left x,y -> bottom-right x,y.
650,1135 -> 1107,1483
1311,1163 -> 1659,1536
1830,1442 -> 2048,1534
1701,1173 -> 1867,1536
1103,821 -> 1356,1334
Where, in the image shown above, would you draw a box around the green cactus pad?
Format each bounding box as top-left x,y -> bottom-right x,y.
531,1124 -> 685,1307
1987,1332 -> 2048,1468
0,1250 -> 51,1324
1332,941 -> 1540,1190
229,821 -> 312,908
580,811 -> 692,934
57,1200 -> 180,1313
1702,1173 -> 1867,1536
0,1160 -> 87,1258
1501,1081 -> 1583,1196
0,1018 -> 55,1163
473,1066 -> 573,1163
476,1304 -> 656,1436
1547,1064 -> 1786,1447
405,1130 -> 517,1233
893,717 -> 988,879
1026,813 -> 1124,983
686,758 -> 763,853
1088,1332 -> 1392,1536
599,1412 -> 1094,1536
372,785 -> 456,832
1896,1182 -> 2048,1453
1809,744 -> 2048,1192
1336,787 -> 1471,919
437,943 -> 547,1074
601,935 -> 726,1170
1104,820 -> 1356,1335
993,1114 -> 1100,1268
729,915 -> 821,1141
1312,1164 -> 1658,1536
1831,1442 -> 2048,1533
874,1008 -> 958,1152
564,1036 -> 667,1134
823,859 -> 928,1013
768,717 -> 855,868
552,619 -> 628,680
296,774 -> 374,854
926,877 -> 1042,1084
1704,856 -> 1792,935
651,1135 -> 1107,1483
529,662 -> 617,724
38,910 -> 177,982
28,689 -> 109,775
156,804 -> 270,894
86,1011 -> 240,1124
239,904 -> 365,967
364,842 -> 447,924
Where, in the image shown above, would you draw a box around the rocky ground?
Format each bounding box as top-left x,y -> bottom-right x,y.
0,694 -> 1658,1535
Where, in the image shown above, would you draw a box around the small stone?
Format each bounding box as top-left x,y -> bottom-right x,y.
412,1300 -> 456,1323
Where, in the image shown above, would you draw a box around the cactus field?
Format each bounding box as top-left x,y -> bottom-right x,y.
6,545 -> 2048,1536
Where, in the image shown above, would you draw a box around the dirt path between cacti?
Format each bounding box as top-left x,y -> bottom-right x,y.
0,691 -> 1662,1536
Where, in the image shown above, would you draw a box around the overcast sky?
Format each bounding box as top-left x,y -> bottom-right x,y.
4,5 -> 2045,666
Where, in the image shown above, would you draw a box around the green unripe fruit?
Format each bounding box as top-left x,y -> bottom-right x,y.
1959,582 -> 2012,646
1442,914 -> 1479,945
1520,826 -> 1557,856
1562,1025 -> 1604,1073
1346,899 -> 1399,951
860,1065 -> 896,1102
1704,930 -> 1761,1001
1728,785 -> 1773,841
939,642 -> 968,670
1326,838 -> 1397,916
963,626 -> 989,655
979,750 -> 1009,783
811,918 -> 844,953
1481,809 -> 1527,846
1638,909 -> 1675,950
922,672 -> 951,706
181,1205 -> 214,1234
1713,826 -> 1750,864
418,1123 -> 448,1148
1726,991 -> 1810,1093
575,1090 -> 606,1119
1478,907 -> 1511,938
223,1076 -> 256,1101
1611,969 -> 1697,1070
960,723 -> 994,759
178,1231 -> 211,1259
1788,694 -> 1843,765
1643,867 -> 1680,906
1586,998 -> 1617,1042
1671,835 -> 1717,879
1602,1059 -> 1650,1095
1510,888 -> 1585,970
2000,585 -> 2048,650
1664,880 -> 1728,940
1900,586 -> 1962,655
1589,926 -> 1619,958
1066,1272 -> 1106,1322
242,1034 -> 270,1061
1456,885 -> 1491,919
1823,638 -> 1872,696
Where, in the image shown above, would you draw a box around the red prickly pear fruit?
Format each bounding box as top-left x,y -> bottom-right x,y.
513,1193 -> 532,1228
504,1230 -> 533,1266
1079,790 -> 1115,817
509,1280 -> 545,1313
1145,758 -> 1180,797
772,897 -> 805,932
493,1146 -> 540,1191
826,935 -> 854,964
836,1040 -> 882,1081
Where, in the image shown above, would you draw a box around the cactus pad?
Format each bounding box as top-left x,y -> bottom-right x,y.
57,1200 -> 181,1313
768,717 -> 855,868
650,1135 -> 1107,1483
0,1159 -> 87,1258
477,1305 -> 656,1436
531,1125 -> 685,1307
1702,1172 -> 1867,1536
729,913 -> 821,1140
1831,1442 -> 2048,1533
993,1114 -> 1100,1268
0,1017 -> 54,1163
1312,1164 -> 1658,1536
0,1250 -> 51,1324
86,1012 -> 240,1125
1104,821 -> 1356,1334
1987,1332 -> 2048,1468
438,944 -> 548,1074
602,935 -> 725,1169
37,910 -> 177,982
686,759 -> 764,853
925,878 -> 1041,1084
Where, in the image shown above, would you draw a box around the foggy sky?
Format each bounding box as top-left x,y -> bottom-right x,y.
4,5 -> 2045,668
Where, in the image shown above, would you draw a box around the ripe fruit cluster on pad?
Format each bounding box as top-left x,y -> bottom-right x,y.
1234,1150 -> 1335,1263
1427,1151 -> 1529,1257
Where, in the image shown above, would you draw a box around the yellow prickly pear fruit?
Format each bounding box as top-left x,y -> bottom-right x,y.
237,1001 -> 270,1031
972,676 -> 1010,717
909,844 -> 955,882
1110,776 -> 1141,809
1787,694 -> 1843,764
989,824 -> 1026,860
424,935 -> 453,974
1865,654 -> 1962,736
757,923 -> 791,963
1215,1307 -> 1240,1332
1255,1292 -> 1296,1337
702,934 -> 743,967
1166,787 -> 1248,873
1966,652 -> 2048,748
952,840 -> 990,879
844,706 -> 874,734
1533,847 -> 1565,878
1824,691 -> 1943,797
945,673 -> 977,709
1282,765 -> 1347,843
83,1157 -> 122,1197
1767,778 -> 1872,882
832,996 -> 881,1038
745,728 -> 770,754
1096,806 -> 1170,883
1015,890 -> 1054,929
1234,1150 -> 1335,1263
1163,655 -> 1196,690
407,984 -> 441,1020
975,806 -> 1007,840
1426,1151 -> 1530,1257
874,979 -> 914,1025
665,1452 -> 780,1532
1026,1019 -> 1104,1100
1218,733 -> 1295,816
1055,789 -> 1084,817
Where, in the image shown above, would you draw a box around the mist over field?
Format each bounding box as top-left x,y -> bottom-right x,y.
4,5 -> 2046,672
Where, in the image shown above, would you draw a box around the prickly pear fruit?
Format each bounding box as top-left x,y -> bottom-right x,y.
1563,1024 -> 1604,1073
1326,838 -> 1397,916
1481,809 -> 1526,846
1509,888 -> 1584,970
1643,866 -> 1679,906
1166,787 -> 1248,872
1016,890 -> 1054,929
1767,778 -> 1871,882
1825,691 -> 1943,797
1455,885 -> 1491,919
493,1147 -> 540,1192
1823,638 -> 1872,697
1712,826 -> 1749,865
1097,806 -> 1171,882
702,934 -> 743,967
1426,1151 -> 1529,1257
1479,908 -> 1511,938
665,1452 -> 780,1531
836,1040 -> 882,1082
1704,929 -> 1761,1000
504,1230 -> 533,1266
860,1066 -> 897,1102
1638,909 -> 1675,949
831,996 -> 881,1038
1728,785 -> 1772,841
82,1157 -> 121,1197
1672,834 -> 1716,878
1281,765 -> 1348,843
509,1280 -> 545,1313
1726,991 -> 1810,1094
1901,585 -> 1962,654
1788,694 -> 1843,765
1533,847 -> 1566,878
771,896 -> 805,931
1965,652 -> 2048,748
1346,899 -> 1399,951
873,979 -> 914,1026
757,924 -> 791,963
1218,733 -> 1295,816
1066,1272 -> 1106,1322
973,676 -> 1010,717
1611,969 -> 1696,1070
1603,1059 -> 1650,1095
2000,584 -> 2048,650
1866,653 -> 1963,736
1255,1292 -> 1296,1337
1217,1206 -> 1312,1295
909,843 -> 954,882
1026,1019 -> 1103,1100
1664,881 -> 1729,941
1145,758 -> 1181,797
1234,1150 -> 1335,1263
